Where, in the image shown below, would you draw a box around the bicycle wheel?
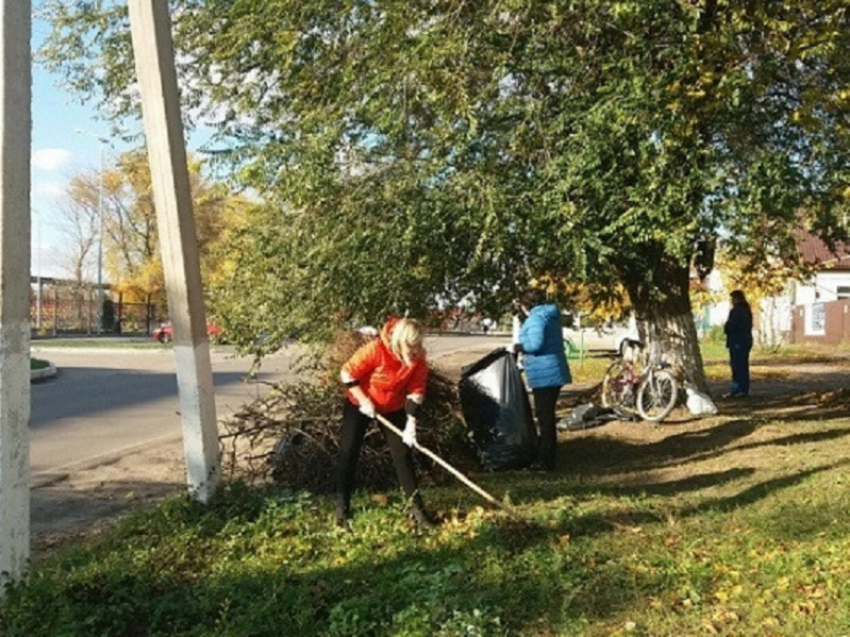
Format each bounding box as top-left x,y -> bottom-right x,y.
636,369 -> 679,422
601,360 -> 636,413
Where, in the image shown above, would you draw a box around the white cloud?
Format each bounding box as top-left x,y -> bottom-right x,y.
32,148 -> 71,171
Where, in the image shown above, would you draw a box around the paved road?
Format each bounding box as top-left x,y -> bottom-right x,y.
29,346 -> 302,477
29,334 -> 505,479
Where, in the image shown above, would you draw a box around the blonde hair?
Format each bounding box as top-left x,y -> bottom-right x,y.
390,318 -> 425,365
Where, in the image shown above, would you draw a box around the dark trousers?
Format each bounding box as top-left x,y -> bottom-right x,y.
728,344 -> 751,396
532,386 -> 562,470
336,401 -> 423,513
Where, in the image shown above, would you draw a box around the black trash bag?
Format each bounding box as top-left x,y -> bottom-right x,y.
557,402 -> 633,431
459,349 -> 537,470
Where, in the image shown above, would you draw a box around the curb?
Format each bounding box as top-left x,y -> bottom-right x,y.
31,431 -> 185,490
31,362 -> 57,381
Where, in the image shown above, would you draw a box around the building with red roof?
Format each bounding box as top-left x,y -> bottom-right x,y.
789,229 -> 850,344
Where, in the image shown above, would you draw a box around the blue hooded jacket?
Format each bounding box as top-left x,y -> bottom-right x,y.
518,303 -> 572,389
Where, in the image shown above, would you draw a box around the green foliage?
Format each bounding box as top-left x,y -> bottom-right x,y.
37,2 -> 850,360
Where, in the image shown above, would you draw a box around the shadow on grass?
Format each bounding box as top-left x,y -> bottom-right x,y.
648,426 -> 850,472
25,452 -> 847,637
719,394 -> 850,423
551,414 -> 850,479
681,457 -> 850,517
462,414 -> 850,543
14,456 -> 850,637
559,418 -> 759,475
8,503 -> 648,637
472,457 -> 850,544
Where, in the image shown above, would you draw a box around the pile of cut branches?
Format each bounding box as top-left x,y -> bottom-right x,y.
219,329 -> 478,493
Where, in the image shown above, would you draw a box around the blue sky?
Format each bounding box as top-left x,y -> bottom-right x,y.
30,8 -> 214,280
30,11 -> 123,278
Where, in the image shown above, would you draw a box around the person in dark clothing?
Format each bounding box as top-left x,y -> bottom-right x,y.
509,289 -> 571,470
336,317 -> 436,530
723,289 -> 753,398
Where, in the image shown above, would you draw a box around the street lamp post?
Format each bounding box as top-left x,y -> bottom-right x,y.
96,141 -> 104,334
35,212 -> 42,332
75,129 -> 108,333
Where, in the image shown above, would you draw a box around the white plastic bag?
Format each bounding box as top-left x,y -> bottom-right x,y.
685,385 -> 718,416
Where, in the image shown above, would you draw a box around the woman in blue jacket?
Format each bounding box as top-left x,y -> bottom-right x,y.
512,289 -> 572,470
724,289 -> 753,397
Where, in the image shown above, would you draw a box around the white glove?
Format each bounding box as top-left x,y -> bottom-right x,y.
358,399 -> 376,419
402,416 -> 417,448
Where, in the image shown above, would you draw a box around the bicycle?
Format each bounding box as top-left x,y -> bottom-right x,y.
600,339 -> 680,422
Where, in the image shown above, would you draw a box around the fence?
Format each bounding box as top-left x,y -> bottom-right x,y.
790,299 -> 850,346
30,284 -> 165,337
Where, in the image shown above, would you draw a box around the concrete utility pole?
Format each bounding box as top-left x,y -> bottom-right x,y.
127,0 -> 220,502
0,3 -> 32,595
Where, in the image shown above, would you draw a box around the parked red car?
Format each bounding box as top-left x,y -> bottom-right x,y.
152,321 -> 224,343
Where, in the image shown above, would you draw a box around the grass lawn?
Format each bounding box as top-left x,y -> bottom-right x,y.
3,341 -> 850,636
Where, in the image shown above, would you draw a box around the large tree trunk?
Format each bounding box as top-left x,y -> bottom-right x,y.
621,252 -> 711,395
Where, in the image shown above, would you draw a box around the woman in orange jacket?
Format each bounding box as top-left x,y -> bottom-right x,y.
336,317 -> 436,529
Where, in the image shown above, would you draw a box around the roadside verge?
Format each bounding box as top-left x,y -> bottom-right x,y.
31,361 -> 57,381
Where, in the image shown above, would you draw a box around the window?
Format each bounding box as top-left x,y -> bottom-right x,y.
837,286 -> 850,300
807,303 -> 826,335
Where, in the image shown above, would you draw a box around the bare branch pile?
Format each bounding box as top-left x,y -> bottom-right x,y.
219,330 -> 479,493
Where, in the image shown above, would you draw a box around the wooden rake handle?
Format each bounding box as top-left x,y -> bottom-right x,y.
375,413 -> 525,521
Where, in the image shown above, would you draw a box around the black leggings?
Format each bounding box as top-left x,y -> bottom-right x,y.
532,386 -> 561,470
336,401 -> 422,511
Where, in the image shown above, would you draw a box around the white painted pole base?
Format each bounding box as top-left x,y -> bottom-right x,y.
173,344 -> 220,502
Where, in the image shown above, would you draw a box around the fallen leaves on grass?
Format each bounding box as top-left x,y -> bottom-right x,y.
791,388 -> 850,408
